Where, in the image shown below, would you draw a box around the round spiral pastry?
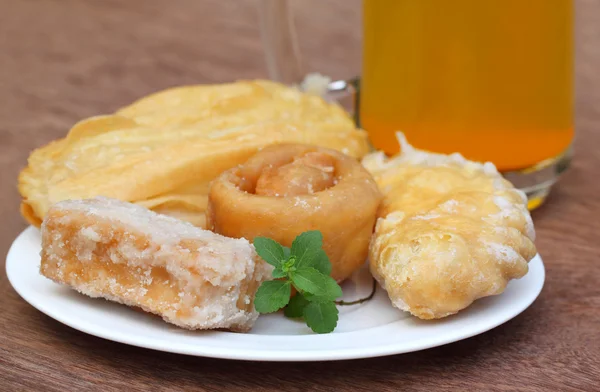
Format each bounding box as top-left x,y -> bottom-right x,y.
207,143 -> 382,282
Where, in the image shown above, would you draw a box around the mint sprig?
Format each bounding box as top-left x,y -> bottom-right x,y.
253,237 -> 286,267
253,280 -> 291,313
253,230 -> 342,334
284,293 -> 309,318
303,301 -> 339,334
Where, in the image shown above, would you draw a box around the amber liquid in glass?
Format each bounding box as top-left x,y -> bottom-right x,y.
361,0 -> 573,172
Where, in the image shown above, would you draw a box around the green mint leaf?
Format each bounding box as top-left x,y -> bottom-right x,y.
272,267 -> 287,279
284,293 -> 310,318
303,301 -> 339,333
291,231 -> 323,269
290,267 -> 326,295
283,246 -> 291,260
303,275 -> 342,302
290,267 -> 342,301
254,280 -> 291,313
304,249 -> 331,275
319,275 -> 342,300
302,292 -> 316,301
253,237 -> 285,268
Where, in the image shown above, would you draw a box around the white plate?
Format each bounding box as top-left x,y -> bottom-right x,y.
6,226 -> 545,361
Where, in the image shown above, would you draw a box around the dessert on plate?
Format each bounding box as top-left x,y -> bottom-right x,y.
207,143 -> 382,282
40,197 -> 271,332
363,134 -> 537,319
18,77 -> 540,334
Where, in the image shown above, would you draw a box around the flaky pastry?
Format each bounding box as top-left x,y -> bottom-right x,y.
362,134 -> 537,319
207,144 -> 382,282
19,80 -> 369,227
40,197 -> 271,332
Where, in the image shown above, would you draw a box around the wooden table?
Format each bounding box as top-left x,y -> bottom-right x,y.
1,1 -> 599,390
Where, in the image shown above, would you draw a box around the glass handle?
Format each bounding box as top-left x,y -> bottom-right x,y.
257,0 -> 304,84
257,0 -> 358,119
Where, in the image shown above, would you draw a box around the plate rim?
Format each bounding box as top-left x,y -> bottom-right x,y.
6,226 -> 545,361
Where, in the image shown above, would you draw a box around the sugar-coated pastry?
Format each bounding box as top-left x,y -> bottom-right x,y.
362,134 -> 537,319
19,80 -> 370,228
207,144 -> 382,282
40,197 -> 271,332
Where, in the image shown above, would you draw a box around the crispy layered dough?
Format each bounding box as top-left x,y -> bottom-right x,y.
207,144 -> 382,282
362,134 -> 537,319
40,197 -> 271,332
19,80 -> 370,227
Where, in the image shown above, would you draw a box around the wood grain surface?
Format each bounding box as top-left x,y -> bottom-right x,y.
1,1 -> 599,391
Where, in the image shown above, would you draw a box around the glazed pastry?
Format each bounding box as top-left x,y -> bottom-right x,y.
19,80 -> 370,228
362,134 -> 537,319
207,144 -> 382,282
40,197 -> 271,332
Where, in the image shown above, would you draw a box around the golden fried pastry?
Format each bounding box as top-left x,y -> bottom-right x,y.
40,197 -> 271,332
207,144 -> 382,282
19,80 -> 370,228
362,134 -> 537,319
